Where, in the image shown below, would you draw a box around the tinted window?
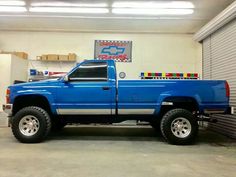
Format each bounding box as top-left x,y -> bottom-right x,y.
69,62 -> 107,81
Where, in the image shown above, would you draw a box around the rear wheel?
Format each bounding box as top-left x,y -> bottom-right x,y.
160,108 -> 198,145
11,106 -> 51,143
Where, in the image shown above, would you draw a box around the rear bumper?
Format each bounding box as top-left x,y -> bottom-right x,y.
2,104 -> 13,116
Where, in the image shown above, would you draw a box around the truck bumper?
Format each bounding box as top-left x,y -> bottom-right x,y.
2,104 -> 13,116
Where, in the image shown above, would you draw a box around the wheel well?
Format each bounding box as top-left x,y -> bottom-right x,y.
160,96 -> 199,115
13,95 -> 51,116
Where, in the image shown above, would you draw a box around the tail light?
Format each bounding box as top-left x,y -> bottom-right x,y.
225,81 -> 230,97
6,88 -> 10,104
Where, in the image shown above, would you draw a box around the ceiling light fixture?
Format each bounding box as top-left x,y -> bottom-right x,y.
0,6 -> 27,12
29,7 -> 109,14
112,8 -> 194,15
112,1 -> 194,9
31,2 -> 108,7
0,0 -> 25,6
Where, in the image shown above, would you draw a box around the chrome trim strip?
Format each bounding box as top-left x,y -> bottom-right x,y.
111,109 -> 116,115
118,109 -> 155,115
56,109 -> 111,115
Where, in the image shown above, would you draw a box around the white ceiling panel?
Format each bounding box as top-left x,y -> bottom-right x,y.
0,0 -> 234,33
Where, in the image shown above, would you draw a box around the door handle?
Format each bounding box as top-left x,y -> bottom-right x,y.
102,86 -> 110,90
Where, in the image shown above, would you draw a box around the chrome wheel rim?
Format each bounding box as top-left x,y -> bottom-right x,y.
19,115 -> 40,136
171,117 -> 191,138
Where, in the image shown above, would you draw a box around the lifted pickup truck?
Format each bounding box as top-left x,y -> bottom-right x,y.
3,60 -> 233,144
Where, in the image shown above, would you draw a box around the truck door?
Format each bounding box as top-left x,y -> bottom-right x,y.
56,61 -> 116,115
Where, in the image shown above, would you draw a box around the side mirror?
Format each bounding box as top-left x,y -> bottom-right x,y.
63,75 -> 69,82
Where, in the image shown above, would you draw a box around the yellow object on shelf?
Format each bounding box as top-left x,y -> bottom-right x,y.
59,55 -> 68,61
14,52 -> 28,60
41,55 -> 47,60
38,53 -> 77,62
68,53 -> 77,61
47,54 -> 58,61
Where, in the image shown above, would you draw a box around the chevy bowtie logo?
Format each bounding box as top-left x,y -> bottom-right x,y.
101,46 -> 125,55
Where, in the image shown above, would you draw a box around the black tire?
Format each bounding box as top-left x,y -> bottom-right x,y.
11,106 -> 51,143
160,108 -> 198,145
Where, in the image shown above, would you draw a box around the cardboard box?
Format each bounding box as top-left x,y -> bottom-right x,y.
41,55 -> 47,60
59,55 -> 68,61
36,56 -> 42,60
47,54 -> 58,61
68,53 -> 76,61
14,52 -> 28,60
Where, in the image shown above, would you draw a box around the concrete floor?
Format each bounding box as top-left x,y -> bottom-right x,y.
0,112 -> 8,127
0,126 -> 236,177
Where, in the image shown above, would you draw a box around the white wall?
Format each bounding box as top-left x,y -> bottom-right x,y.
0,31 -> 202,79
0,54 -> 28,109
0,54 -> 11,108
10,55 -> 28,83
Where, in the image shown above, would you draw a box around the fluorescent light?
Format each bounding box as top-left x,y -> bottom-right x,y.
29,7 -> 109,14
112,8 -> 194,15
0,6 -> 27,12
31,2 -> 108,7
0,0 -> 25,6
112,1 -> 194,9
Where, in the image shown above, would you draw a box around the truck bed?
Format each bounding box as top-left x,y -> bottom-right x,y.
118,80 -> 229,114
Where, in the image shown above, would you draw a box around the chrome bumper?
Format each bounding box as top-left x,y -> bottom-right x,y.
2,104 -> 13,116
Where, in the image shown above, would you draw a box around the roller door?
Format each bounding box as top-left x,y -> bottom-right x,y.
202,19 -> 236,138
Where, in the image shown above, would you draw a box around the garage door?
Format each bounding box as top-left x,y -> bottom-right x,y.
202,19 -> 236,138
202,37 -> 211,79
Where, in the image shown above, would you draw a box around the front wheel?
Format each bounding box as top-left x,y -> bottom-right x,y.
11,106 -> 51,143
160,108 -> 198,145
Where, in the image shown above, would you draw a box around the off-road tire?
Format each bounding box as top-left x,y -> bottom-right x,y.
11,106 -> 51,143
160,108 -> 198,145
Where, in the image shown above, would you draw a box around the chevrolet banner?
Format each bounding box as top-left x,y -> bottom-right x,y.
94,40 -> 132,62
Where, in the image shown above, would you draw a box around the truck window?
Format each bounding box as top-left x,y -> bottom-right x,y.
69,62 -> 108,81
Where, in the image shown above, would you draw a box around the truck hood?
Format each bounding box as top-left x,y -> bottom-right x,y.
9,79 -> 61,89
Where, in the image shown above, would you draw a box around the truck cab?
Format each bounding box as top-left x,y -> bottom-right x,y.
56,60 -> 117,116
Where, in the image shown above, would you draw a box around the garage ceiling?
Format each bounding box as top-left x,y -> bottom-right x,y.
0,0 -> 234,34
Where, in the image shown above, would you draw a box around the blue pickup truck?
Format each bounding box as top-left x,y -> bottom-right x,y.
3,60 -> 233,144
